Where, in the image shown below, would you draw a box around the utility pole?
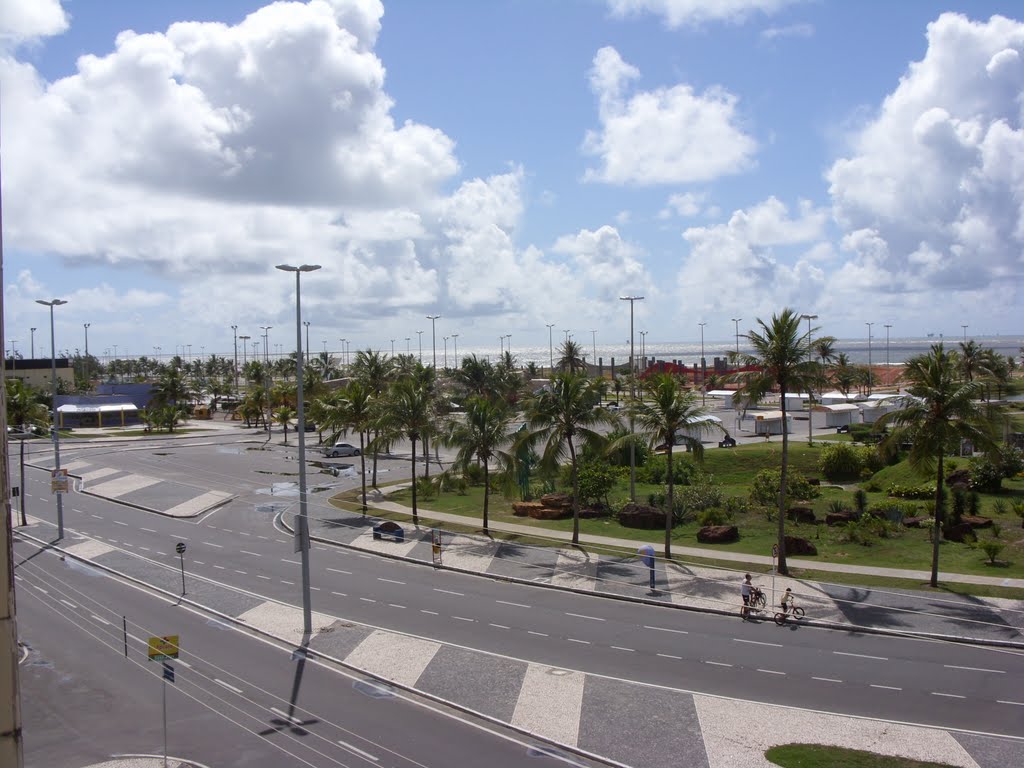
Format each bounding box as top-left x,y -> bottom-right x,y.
619,295 -> 644,502
800,314 -> 818,445
866,322 -> 874,394
426,315 -> 440,369
546,324 -> 555,373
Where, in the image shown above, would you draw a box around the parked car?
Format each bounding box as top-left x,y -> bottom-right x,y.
324,442 -> 360,458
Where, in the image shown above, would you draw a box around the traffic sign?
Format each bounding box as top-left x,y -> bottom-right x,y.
175,542 -> 186,555
162,662 -> 175,683
148,635 -> 180,661
772,544 -> 779,558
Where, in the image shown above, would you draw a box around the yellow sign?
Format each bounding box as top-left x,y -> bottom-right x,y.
148,635 -> 180,661
50,468 -> 69,494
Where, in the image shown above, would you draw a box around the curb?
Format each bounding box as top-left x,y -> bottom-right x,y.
279,510 -> 1024,651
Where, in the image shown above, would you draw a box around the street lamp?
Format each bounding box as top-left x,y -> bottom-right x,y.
416,330 -> 423,363
640,330 -> 647,363
698,322 -> 707,404
443,336 -> 449,368
303,321 -> 311,366
340,338 -> 348,368
239,335 -> 250,371
504,334 -> 511,360
800,314 -> 818,446
260,326 -> 272,364
546,324 -> 555,372
426,315 -> 440,369
390,339 -> 395,357
883,324 -> 892,370
563,329 -> 570,343
451,333 -> 459,364
83,322 -> 91,383
961,324 -> 968,343
36,298 -> 68,539
619,295 -> 644,502
591,330 -> 597,367
275,263 -> 321,639
405,337 -> 411,355
30,327 -> 36,359
231,325 -> 239,392
731,318 -> 742,358
866,322 -> 874,394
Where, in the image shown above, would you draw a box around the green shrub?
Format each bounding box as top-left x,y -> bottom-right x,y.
887,483 -> 935,500
980,540 -> 1004,565
575,460 -> 621,507
415,476 -> 437,500
749,469 -> 819,507
868,500 -> 907,525
640,453 -> 698,485
991,522 -> 1002,539
992,499 -> 1009,517
697,508 -> 731,527
818,443 -> 861,481
970,446 -> 1024,492
464,463 -> 486,486
722,496 -> 750,516
678,480 -> 724,514
853,489 -> 868,519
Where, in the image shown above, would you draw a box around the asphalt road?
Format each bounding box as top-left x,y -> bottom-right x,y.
17,431 -> 1024,740
15,535 -> 610,768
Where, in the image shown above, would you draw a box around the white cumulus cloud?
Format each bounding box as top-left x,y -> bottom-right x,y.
583,46 -> 757,185
607,0 -> 803,28
0,0 -> 67,46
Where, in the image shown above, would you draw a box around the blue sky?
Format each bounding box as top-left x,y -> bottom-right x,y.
2,0 -> 1022,362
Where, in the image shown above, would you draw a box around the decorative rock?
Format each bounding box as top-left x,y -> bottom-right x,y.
511,501 -> 543,517
539,493 -> 573,512
826,511 -> 854,526
787,506 -> 816,524
946,469 -> 971,488
962,515 -> 993,529
618,502 -> 666,530
697,525 -> 739,544
783,536 -> 817,556
902,515 -> 929,528
528,504 -> 573,520
943,522 -> 975,542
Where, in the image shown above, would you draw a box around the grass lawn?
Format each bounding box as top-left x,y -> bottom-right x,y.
350,439 -> 1024,587
765,744 -> 958,767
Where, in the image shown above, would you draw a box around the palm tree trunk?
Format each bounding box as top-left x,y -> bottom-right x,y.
371,429 -> 379,487
665,444 -> 674,559
358,430 -> 367,513
777,389 -> 789,575
410,435 -> 419,527
482,460 -> 490,534
422,433 -> 430,479
568,438 -> 580,545
931,454 -> 944,588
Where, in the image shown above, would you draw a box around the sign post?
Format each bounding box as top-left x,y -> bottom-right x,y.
50,468 -> 69,495
175,542 -> 187,595
148,636 -> 179,768
771,544 -> 779,609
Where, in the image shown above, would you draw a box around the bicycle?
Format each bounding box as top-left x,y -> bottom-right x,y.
742,586 -> 767,619
773,601 -> 805,625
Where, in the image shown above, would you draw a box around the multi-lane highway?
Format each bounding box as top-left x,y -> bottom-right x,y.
14,430 -> 1024,751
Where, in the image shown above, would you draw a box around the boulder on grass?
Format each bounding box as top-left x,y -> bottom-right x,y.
962,515 -> 993,529
618,503 -> 666,530
697,525 -> 739,544
826,511 -> 854,526
539,493 -> 573,512
787,506 -> 816,524
511,501 -> 543,517
784,536 -> 817,556
903,515 -> 929,528
943,522 -> 975,542
528,504 -> 573,520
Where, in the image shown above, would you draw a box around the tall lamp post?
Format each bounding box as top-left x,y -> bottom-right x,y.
883,324 -> 892,371
731,318 -> 742,359
443,336 -> 449,368
405,337 -> 411,355
231,325 -> 239,392
619,295 -> 644,502
303,321 -> 311,365
340,339 -> 348,369
590,330 -> 597,368
426,315 -> 440,369
866,322 -> 874,394
83,322 -> 90,384
416,331 -> 423,363
961,324 -> 968,343
697,322 -> 707,404
260,327 -> 272,364
800,314 -> 818,445
640,330 -> 647,363
452,333 -> 459,364
546,324 -> 555,373
30,327 -> 36,359
36,299 -> 68,539
275,264 -> 321,638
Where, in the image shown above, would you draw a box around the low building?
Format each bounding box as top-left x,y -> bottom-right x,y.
4,357 -> 74,391
751,410 -> 791,435
821,403 -> 861,427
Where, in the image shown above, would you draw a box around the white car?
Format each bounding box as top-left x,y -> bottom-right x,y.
324,442 -> 360,458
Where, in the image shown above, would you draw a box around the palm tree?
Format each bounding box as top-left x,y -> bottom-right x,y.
273,406 -> 296,444
333,382 -> 374,512
957,340 -> 982,382
352,349 -> 391,487
520,372 -> 611,544
625,373 -> 709,558
443,396 -> 516,534
830,353 -> 859,397
5,379 -> 49,432
376,376 -> 432,526
732,308 -> 817,575
557,340 -> 587,374
879,344 -> 1000,587
151,366 -> 192,410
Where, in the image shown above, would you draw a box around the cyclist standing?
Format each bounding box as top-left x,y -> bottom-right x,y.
780,587 -> 794,615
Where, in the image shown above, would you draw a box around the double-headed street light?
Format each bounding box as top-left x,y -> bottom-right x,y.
731,318 -> 742,358
426,315 -> 440,369
36,299 -> 68,539
275,264 -> 321,639
30,327 -> 36,359
884,324 -> 892,370
619,295 -> 644,502
546,324 -> 555,372
452,333 -> 459,363
800,314 -> 818,445
231,325 -> 239,392
416,331 -> 423,363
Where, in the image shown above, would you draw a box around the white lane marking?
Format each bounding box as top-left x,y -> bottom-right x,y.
657,653 -> 682,660
489,623 -> 510,630
113,520 -> 128,527
156,552 -> 167,557
377,578 -> 405,585
337,739 -> 379,762
420,609 -> 438,615
91,514 -> 103,519
452,616 -> 475,622
140,528 -> 157,533
496,600 -> 531,608
176,659 -> 192,669
387,604 -> 405,609
193,561 -> 205,566
644,625 -> 688,635
213,565 -> 226,570
204,542 -> 223,548
59,599 -> 77,609
944,664 -> 1005,674
281,558 -> 300,565
139,547 -> 150,552
221,529 -> 234,533
997,700 -> 1024,706
567,638 -> 591,645
207,525 -> 218,530
33,586 -> 48,594
240,551 -> 261,557
870,684 -> 901,691
239,531 -> 251,536
310,587 -> 320,591
90,614 -> 110,625
434,588 -> 464,596
257,535 -> 269,540
757,669 -> 786,676
177,536 -> 189,541
834,651 -> 888,661
13,576 -> 20,582
359,598 -> 376,604
270,707 -> 303,725
528,631 -> 548,637
566,612 -> 605,622
235,570 -> 247,575
705,661 -> 732,668
931,692 -> 966,699
281,580 -> 295,586
332,591 -> 348,597
734,639 -> 782,648
275,539 -> 287,544
611,646 -> 635,652
813,677 -> 843,683
215,679 -> 243,695
326,567 -> 351,575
